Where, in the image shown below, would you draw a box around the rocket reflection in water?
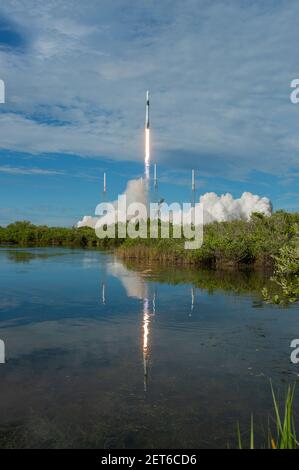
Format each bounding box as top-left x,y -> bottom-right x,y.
142,287 -> 157,392
190,286 -> 195,317
142,297 -> 151,392
104,259 -> 155,391
102,260 -> 199,390
101,282 -> 106,305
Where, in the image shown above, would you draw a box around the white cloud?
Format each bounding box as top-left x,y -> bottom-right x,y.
0,0 -> 299,178
0,163 -> 100,180
0,165 -> 62,175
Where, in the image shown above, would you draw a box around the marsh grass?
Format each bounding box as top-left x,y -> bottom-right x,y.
236,383 -> 298,449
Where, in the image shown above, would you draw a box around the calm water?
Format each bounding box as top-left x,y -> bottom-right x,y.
0,247 -> 298,448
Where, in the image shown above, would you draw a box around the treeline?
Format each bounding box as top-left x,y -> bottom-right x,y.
262,243 -> 299,304
117,211 -> 299,268
1,211 -> 299,268
0,221 -> 123,249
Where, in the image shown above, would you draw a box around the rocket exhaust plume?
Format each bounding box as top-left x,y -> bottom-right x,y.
145,90 -> 150,181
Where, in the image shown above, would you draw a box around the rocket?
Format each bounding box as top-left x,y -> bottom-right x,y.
145,90 -> 150,129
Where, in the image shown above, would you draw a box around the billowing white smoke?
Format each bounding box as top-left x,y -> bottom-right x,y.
201,192 -> 272,223
77,178 -> 147,229
77,183 -> 272,228
122,177 -> 147,207
77,215 -> 98,229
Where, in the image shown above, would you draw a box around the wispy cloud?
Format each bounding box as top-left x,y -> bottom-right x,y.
0,0 -> 298,180
0,165 -> 62,175
0,164 -> 101,181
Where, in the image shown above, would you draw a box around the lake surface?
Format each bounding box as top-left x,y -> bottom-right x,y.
0,247 -> 298,448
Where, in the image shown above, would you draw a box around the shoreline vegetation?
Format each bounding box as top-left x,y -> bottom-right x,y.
0,211 -> 298,266
1,211 -> 299,303
116,211 -> 299,269
236,383 -> 298,449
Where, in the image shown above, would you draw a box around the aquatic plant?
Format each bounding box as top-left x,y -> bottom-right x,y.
236,383 -> 298,449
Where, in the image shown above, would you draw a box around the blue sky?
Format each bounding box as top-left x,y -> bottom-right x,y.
0,0 -> 299,226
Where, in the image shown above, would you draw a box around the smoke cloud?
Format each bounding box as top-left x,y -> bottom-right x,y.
77,182 -> 272,229
201,191 -> 272,224
77,177 -> 147,229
